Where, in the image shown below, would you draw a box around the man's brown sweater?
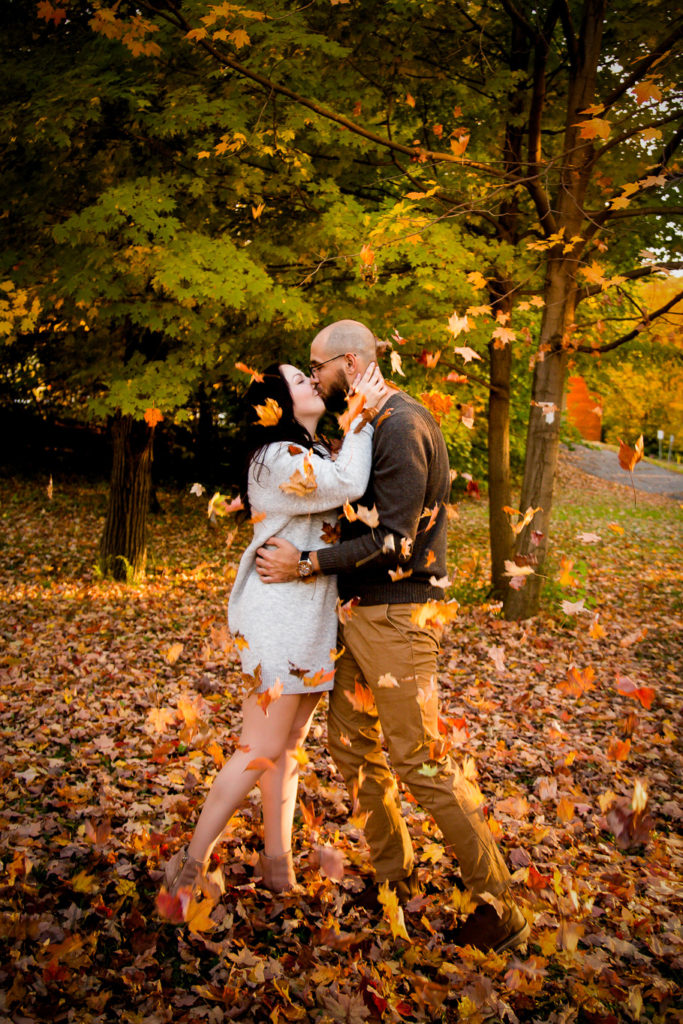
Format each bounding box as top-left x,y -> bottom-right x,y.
316,391 -> 452,605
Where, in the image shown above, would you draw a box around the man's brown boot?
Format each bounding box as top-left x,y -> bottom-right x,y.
450,894 -> 530,954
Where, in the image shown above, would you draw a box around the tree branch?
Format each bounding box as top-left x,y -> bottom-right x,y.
574,287 -> 683,352
576,262 -> 683,304
556,0 -> 579,66
598,22 -> 683,115
144,0 -> 513,180
499,0 -> 536,41
584,205 -> 683,221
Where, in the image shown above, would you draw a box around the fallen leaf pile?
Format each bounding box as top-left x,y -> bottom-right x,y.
0,457 -> 680,1022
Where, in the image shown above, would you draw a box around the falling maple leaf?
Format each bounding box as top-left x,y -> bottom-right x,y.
244,756 -> 277,772
144,407 -> 163,428
614,671 -> 655,709
253,397 -> 282,427
320,521 -> 341,544
336,596 -> 360,623
377,673 -> 399,688
447,312 -> 470,338
618,435 -> 644,472
632,78 -> 663,104
234,361 -> 264,382
345,680 -> 376,714
378,881 -> 411,941
411,600 -> 459,630
256,679 -> 283,715
453,345 -> 482,363
342,501 -> 379,528
338,391 -> 366,435
280,454 -> 317,496
575,117 -> 611,140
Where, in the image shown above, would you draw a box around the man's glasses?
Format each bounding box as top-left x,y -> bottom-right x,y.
309,353 -> 346,377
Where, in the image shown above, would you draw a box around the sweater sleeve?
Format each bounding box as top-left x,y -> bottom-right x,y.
249,422 -> 373,516
316,405 -> 431,575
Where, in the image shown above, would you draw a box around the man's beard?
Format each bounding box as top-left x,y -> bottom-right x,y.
319,368 -> 349,413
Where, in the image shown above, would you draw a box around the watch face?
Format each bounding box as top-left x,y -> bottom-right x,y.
298,560 -> 313,578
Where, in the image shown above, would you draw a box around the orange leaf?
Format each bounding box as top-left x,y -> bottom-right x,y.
235,361 -> 264,382
257,679 -> 283,715
607,736 -> 631,761
345,679 -> 376,714
618,435 -> 644,472
336,596 -> 360,623
556,797 -> 575,823
614,671 -> 654,709
299,798 -> 323,829
144,407 -> 163,428
411,600 -> 459,630
338,391 -> 366,435
575,117 -> 611,140
244,757 -> 277,772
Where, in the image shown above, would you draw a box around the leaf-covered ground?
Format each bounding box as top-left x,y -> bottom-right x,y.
1,461 -> 681,1024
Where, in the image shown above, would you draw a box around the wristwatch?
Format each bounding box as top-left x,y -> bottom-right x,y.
297,550 -> 314,579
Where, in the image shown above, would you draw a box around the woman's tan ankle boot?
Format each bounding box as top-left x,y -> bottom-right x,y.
164,846 -> 222,901
258,850 -> 296,892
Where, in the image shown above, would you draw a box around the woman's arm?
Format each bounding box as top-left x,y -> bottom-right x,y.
251,424 -> 372,515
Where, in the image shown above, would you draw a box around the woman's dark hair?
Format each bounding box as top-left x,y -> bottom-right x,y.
238,363 -> 329,518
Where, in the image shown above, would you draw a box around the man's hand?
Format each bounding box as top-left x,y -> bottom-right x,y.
255,537 -> 300,583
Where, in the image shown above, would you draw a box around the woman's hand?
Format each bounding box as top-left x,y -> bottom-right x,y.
352,362 -> 389,410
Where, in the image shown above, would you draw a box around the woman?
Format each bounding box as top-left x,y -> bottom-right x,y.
164,361 -> 386,904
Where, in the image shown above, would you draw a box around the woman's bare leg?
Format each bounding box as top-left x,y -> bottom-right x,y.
259,694 -> 320,857
186,692 -> 304,863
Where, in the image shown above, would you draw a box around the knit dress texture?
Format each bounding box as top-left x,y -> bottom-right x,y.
228,421 -> 373,694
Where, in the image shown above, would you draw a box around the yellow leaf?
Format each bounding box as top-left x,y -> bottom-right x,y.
186,896 -> 218,934
633,78 -> 662,104
253,397 -> 282,427
163,642 -> 184,665
72,870 -> 99,893
556,797 -> 575,823
197,151 -> 212,160
405,92 -> 416,107
251,202 -> 265,219
467,270 -> 487,289
377,881 -> 410,941
411,600 -> 459,630
229,28 -> 250,48
574,118 -> 611,140
450,131 -> 470,157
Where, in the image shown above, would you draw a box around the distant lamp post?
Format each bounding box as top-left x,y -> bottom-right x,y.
668,435 -> 675,462
657,429 -> 664,459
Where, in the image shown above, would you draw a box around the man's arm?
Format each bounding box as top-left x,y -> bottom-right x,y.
255,539 -> 320,583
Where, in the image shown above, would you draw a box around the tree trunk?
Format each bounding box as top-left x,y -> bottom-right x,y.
487,330 -> 513,597
99,412 -> 153,581
504,265 -> 574,620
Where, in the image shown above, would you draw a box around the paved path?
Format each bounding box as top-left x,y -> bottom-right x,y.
562,443 -> 683,500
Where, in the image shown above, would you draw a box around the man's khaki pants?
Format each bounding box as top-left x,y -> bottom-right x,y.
327,603 -> 511,896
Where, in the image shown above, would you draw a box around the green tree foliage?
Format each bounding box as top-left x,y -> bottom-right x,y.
3,0 -> 682,602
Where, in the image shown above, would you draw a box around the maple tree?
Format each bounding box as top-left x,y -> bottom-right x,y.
1,462 -> 680,1020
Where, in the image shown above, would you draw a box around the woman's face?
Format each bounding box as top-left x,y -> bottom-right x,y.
280,364 -> 326,425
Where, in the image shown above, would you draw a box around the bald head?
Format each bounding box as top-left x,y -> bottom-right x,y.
312,319 -> 377,368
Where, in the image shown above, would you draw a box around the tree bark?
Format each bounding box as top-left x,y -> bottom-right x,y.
99,412 -> 153,581
504,263 -> 574,619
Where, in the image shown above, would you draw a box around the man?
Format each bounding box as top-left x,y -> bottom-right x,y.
255,319 -> 528,953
